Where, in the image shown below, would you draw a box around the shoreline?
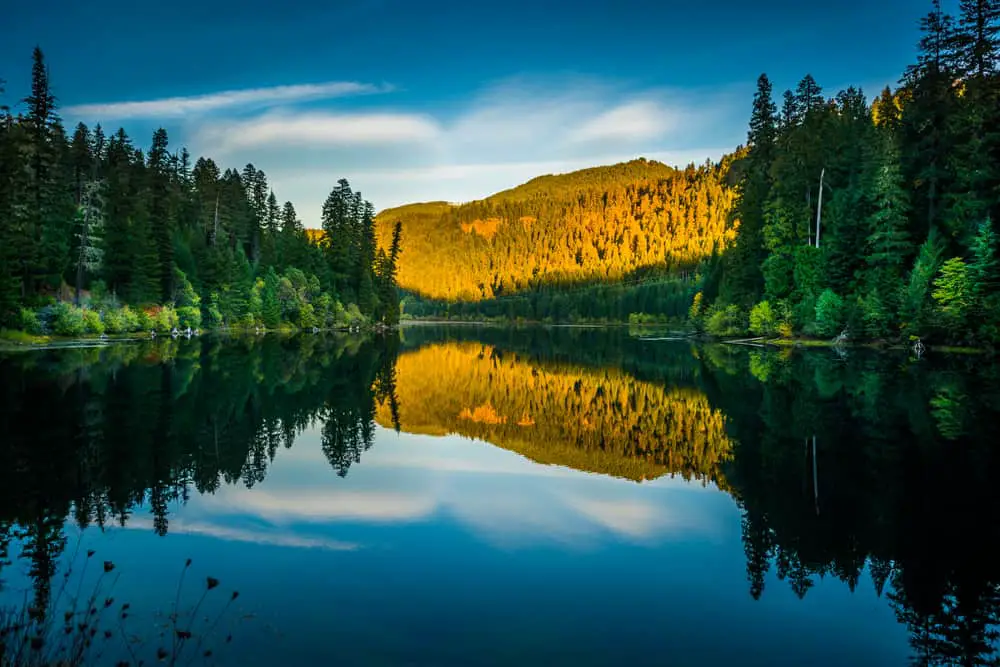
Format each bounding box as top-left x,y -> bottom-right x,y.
0,325 -> 384,353
4,320 -> 990,357
399,319 -> 992,355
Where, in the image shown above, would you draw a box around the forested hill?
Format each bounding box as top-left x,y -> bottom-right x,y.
373,157 -> 739,302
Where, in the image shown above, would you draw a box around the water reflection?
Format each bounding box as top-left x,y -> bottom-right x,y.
1,327 -> 999,665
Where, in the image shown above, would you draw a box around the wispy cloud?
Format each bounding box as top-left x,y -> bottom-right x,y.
569,100 -> 681,143
64,81 -> 393,119
194,111 -> 441,153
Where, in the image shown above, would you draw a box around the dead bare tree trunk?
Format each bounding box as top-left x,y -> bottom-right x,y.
815,168 -> 825,249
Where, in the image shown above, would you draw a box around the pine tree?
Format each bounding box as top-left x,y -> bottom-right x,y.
721,74 -> 777,306
863,134 -> 912,333
355,201 -> 377,314
322,179 -> 357,298
147,128 -> 175,301
281,201 -> 301,234
101,129 -> 135,299
946,0 -> 1000,241
0,77 -> 21,324
22,46 -> 73,295
968,217 -> 1000,338
376,220 -> 403,324
74,179 -> 104,305
900,0 -> 960,241
265,191 -> 280,236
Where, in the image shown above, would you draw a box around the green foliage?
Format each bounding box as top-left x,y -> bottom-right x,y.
82,309 -> 104,335
120,305 -> 140,332
702,7 -> 1000,344
901,233 -> 945,336
176,306 -> 202,329
173,268 -> 200,308
0,48 -> 399,338
102,307 -> 125,334
19,308 -> 43,335
298,303 -> 318,329
705,304 -> 747,337
762,252 -> 795,300
749,300 -> 777,336
688,291 -> 704,331
932,257 -> 972,338
51,302 -> 86,336
154,306 -> 180,333
813,289 -> 845,338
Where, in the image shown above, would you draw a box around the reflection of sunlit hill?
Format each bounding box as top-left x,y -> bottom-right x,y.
375,342 -> 733,485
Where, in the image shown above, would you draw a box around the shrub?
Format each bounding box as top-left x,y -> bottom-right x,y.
204,294 -> 224,328
749,300 -> 776,336
82,309 -> 105,335
345,303 -> 366,326
176,305 -> 202,329
19,308 -> 43,335
814,289 -> 846,338
156,305 -> 180,332
137,308 -> 155,331
705,304 -> 746,337
120,305 -> 140,332
299,303 -> 318,329
51,302 -> 86,337
103,308 -> 125,334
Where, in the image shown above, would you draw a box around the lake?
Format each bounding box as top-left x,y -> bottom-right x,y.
2,325 -> 999,666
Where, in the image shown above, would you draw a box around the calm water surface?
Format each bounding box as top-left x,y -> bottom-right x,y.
2,326 -> 999,666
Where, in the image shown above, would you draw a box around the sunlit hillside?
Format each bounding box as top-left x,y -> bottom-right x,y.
373,157 -> 738,302
374,342 -> 734,485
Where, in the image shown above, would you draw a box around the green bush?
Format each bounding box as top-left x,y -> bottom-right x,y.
51,302 -> 86,337
137,308 -> 155,331
176,306 -> 202,329
103,308 -> 126,334
705,304 -> 746,337
748,300 -> 776,336
204,295 -> 224,328
932,257 -> 972,340
83,309 -> 104,335
19,308 -> 43,335
299,303 -> 318,329
814,289 -> 846,338
120,306 -> 140,332
155,306 -> 180,333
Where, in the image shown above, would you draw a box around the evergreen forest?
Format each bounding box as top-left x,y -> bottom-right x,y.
701,0 -> 1000,346
373,0 -> 1000,346
0,49 -> 403,338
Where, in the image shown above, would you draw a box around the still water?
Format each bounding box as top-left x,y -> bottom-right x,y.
1,325 -> 999,666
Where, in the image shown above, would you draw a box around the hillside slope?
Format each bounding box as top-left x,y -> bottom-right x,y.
374,157 -> 738,302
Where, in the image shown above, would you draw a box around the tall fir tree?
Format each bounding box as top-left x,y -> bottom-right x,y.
721,74 -> 777,306
147,129 -> 175,302
22,47 -> 73,295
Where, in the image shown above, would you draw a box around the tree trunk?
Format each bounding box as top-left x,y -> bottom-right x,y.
815,167 -> 825,248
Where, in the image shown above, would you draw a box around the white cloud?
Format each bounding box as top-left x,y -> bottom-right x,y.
64,81 -> 391,119
193,111 -> 441,154
570,100 -> 680,143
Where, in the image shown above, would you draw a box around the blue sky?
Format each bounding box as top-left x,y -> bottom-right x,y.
2,0 -> 935,226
